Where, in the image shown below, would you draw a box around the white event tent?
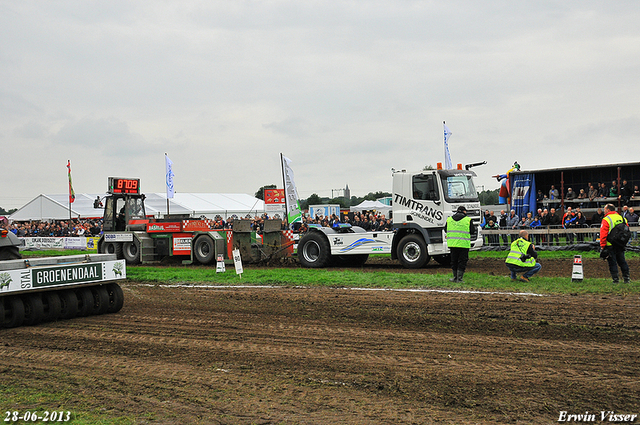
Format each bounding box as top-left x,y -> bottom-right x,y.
350,200 -> 392,217
9,193 -> 265,221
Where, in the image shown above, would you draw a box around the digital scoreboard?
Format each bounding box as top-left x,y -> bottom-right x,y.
108,177 -> 141,194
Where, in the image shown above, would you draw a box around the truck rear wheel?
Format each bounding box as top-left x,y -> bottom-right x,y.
2,296 -> 25,328
397,235 -> 430,269
106,283 -> 124,313
58,290 -> 79,319
298,232 -> 331,268
122,240 -> 140,265
22,294 -> 44,326
42,292 -> 62,322
194,236 -> 215,264
90,286 -> 110,315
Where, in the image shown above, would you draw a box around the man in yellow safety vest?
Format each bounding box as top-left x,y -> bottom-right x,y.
505,230 -> 542,282
445,206 -> 476,283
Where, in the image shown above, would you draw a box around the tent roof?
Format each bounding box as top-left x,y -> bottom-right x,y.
9,193 -> 264,221
350,200 -> 391,211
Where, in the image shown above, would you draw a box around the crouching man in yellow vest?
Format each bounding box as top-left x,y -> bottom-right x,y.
505,230 -> 542,282
445,206 -> 476,283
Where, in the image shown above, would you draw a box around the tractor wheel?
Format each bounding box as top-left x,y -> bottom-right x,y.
0,246 -> 22,260
58,289 -> 79,319
106,283 -> 124,314
90,285 -> 110,315
2,296 -> 25,328
397,234 -> 430,269
103,242 -> 124,259
298,232 -> 331,268
122,240 -> 141,265
41,292 -> 62,322
194,236 -> 215,264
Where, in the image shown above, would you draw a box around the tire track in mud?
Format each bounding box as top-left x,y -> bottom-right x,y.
2,285 -> 639,424
7,311 -> 639,389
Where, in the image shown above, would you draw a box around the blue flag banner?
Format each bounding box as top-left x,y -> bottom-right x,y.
443,123 -> 453,170
510,173 -> 537,219
165,154 -> 175,199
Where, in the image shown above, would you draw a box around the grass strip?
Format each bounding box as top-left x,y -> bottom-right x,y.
126,266 -> 640,295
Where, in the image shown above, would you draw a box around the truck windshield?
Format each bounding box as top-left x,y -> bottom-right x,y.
441,175 -> 478,202
126,197 -> 146,220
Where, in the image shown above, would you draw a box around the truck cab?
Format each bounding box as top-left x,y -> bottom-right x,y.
296,167 -> 482,269
390,168 -> 482,268
103,193 -> 148,232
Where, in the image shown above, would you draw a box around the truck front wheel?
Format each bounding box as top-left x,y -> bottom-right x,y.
298,232 -> 331,268
397,235 -> 430,268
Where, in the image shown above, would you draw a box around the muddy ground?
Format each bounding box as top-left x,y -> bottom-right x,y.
2,258 -> 640,424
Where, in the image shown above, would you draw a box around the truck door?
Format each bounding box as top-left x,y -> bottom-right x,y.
410,173 -> 445,227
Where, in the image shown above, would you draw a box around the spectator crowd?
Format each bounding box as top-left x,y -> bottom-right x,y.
482,178 -> 640,247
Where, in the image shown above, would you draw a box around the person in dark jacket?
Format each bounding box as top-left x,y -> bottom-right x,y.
444,206 -> 477,283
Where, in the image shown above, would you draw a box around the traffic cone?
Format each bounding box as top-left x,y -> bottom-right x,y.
571,255 -> 584,282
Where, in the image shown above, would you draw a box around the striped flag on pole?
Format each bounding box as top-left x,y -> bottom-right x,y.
67,160 -> 75,204
443,121 -> 453,170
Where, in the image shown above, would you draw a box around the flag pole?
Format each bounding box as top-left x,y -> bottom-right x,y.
165,153 -> 170,216
443,121 -> 446,167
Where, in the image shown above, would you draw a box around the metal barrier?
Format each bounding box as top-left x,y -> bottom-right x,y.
480,225 -> 640,247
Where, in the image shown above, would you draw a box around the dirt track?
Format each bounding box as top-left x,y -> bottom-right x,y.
2,277 -> 639,424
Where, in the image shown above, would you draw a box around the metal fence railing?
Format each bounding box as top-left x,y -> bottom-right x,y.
480,225 -> 640,248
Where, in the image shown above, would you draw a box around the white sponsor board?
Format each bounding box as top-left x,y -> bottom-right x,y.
21,237 -> 64,249
0,260 -> 126,294
20,237 -> 104,251
103,233 -> 134,242
232,248 -> 243,275
64,237 -> 86,250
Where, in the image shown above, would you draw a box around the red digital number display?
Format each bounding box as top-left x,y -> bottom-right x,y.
110,178 -> 140,194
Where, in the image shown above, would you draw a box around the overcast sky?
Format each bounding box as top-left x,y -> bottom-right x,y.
2,1 -> 639,209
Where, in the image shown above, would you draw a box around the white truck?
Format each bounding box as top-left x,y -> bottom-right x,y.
0,250 -> 126,328
297,167 -> 482,268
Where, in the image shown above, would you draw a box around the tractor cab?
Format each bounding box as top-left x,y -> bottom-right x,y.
102,177 -> 149,231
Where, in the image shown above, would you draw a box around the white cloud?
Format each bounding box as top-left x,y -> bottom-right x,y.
1,1 -> 640,209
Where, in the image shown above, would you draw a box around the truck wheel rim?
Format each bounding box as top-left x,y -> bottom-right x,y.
199,244 -> 210,256
303,241 -> 320,262
126,244 -> 137,257
402,242 -> 421,262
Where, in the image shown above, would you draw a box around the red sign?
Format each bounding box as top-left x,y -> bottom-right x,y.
182,220 -> 213,232
172,233 -> 192,255
265,189 -> 285,205
146,222 -> 182,233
